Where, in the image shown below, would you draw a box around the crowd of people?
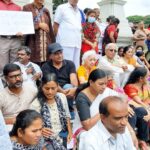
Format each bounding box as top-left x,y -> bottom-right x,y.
0,0 -> 150,150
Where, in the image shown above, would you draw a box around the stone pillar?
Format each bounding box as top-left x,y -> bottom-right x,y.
98,0 -> 133,46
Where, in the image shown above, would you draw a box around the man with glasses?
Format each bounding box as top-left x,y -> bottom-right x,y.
0,64 -> 37,125
98,43 -> 130,87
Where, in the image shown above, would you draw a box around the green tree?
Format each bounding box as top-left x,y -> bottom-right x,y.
127,15 -> 144,23
53,0 -> 67,13
144,15 -> 150,26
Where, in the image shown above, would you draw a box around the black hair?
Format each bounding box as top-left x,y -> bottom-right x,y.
111,17 -> 120,25
136,51 -> 144,57
125,67 -> 147,85
106,15 -> 115,23
3,63 -> 21,76
38,73 -> 58,106
86,9 -> 96,22
99,96 -> 123,116
10,109 -> 42,136
122,46 -> 132,56
83,8 -> 91,14
118,46 -> 124,56
136,45 -> 144,51
18,46 -> 31,55
118,46 -> 124,52
76,69 -> 106,97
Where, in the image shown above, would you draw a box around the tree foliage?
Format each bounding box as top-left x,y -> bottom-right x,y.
53,0 -> 67,13
127,15 -> 150,26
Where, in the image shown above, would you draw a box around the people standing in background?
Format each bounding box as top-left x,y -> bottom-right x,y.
54,0 -> 82,69
133,21 -> 148,49
81,9 -> 100,54
23,0 -> 55,66
0,0 -> 22,76
102,17 -> 120,55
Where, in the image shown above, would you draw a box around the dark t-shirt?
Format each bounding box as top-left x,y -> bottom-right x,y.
41,60 -> 76,87
76,92 -> 92,121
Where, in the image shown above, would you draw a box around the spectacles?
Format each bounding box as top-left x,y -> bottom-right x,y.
7,73 -> 22,80
109,49 -> 117,53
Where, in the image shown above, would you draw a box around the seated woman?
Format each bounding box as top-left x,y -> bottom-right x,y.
10,109 -> 48,150
124,67 -> 150,149
117,46 -> 124,58
77,50 -> 97,84
120,46 -> 141,69
73,69 -> 119,133
81,9 -> 100,54
136,50 -> 150,69
30,73 -> 72,149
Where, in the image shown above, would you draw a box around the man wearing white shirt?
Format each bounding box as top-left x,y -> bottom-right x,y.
79,96 -> 135,150
53,0 -> 82,69
14,46 -> 42,87
98,43 -> 132,87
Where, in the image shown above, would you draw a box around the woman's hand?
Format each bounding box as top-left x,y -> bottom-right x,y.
143,114 -> 150,122
42,127 -> 54,138
128,106 -> 135,117
67,132 -> 73,143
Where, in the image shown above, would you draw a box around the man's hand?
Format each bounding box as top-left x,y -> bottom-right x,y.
16,32 -> 23,37
122,65 -> 128,71
32,73 -> 41,81
26,67 -> 34,74
39,23 -> 49,32
65,88 -> 77,98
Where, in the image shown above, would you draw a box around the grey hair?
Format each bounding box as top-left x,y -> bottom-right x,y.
82,50 -> 97,65
105,43 -> 118,51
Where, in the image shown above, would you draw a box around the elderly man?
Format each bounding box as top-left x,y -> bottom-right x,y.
53,0 -> 82,69
42,43 -> 78,117
98,43 -> 132,87
79,96 -> 135,150
14,46 -> 42,87
0,0 -> 22,76
0,64 -> 37,125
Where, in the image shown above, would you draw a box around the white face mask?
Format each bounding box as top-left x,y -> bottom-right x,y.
88,17 -> 96,23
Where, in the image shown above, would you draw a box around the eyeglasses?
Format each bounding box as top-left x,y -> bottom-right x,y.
7,73 -> 22,80
109,49 -> 117,53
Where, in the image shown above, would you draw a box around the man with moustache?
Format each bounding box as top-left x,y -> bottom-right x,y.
54,0 -> 82,69
0,0 -> 22,76
42,43 -> 78,118
79,96 -> 135,150
0,64 -> 37,125
14,46 -> 42,87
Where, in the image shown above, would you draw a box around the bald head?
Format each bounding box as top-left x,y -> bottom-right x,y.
99,96 -> 127,116
99,96 -> 128,136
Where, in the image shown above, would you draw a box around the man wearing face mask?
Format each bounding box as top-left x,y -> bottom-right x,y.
81,9 -> 100,54
0,64 -> 37,125
54,0 -> 82,69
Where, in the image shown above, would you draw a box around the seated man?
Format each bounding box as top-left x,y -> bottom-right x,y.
0,64 -> 37,125
14,46 -> 42,87
79,96 -> 135,150
98,43 -> 132,87
41,43 -> 78,117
